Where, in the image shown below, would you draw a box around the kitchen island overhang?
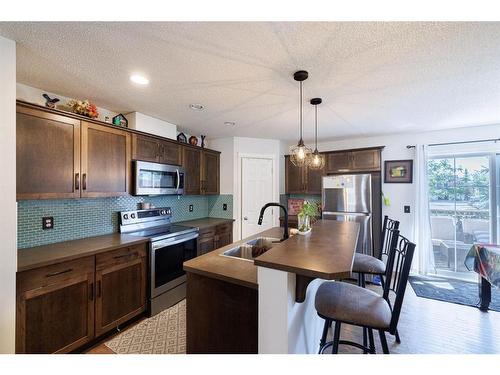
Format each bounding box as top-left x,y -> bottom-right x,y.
184,220 -> 360,354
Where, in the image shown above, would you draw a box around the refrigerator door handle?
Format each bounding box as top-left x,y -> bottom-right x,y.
322,211 -> 371,217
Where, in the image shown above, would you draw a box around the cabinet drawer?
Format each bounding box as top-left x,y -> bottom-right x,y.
17,256 -> 95,293
96,244 -> 147,270
215,222 -> 232,234
198,227 -> 216,239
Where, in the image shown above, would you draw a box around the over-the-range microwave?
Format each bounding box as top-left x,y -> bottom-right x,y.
133,160 -> 185,196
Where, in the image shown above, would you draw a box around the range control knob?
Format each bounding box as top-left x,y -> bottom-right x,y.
161,210 -> 166,215
131,213 -> 136,219
123,214 -> 129,220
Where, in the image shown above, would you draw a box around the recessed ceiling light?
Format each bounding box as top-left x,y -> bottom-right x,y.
224,121 -> 236,126
130,74 -> 149,85
189,103 -> 204,111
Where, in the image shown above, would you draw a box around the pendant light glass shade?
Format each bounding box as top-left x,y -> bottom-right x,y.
290,71 -> 312,167
307,98 -> 325,170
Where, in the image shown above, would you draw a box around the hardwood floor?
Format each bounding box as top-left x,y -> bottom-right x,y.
86,281 -> 500,354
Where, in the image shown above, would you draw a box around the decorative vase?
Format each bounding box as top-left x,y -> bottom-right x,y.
189,136 -> 198,146
298,215 -> 312,235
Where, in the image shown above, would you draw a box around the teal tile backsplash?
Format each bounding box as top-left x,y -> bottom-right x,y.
18,194 -> 233,249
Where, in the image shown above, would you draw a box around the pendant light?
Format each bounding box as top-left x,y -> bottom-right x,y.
307,97 -> 325,169
290,70 -> 312,167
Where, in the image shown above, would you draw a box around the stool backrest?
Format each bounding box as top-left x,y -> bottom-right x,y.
379,216 -> 400,260
382,229 -> 416,334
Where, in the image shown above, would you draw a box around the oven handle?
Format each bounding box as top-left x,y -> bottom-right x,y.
152,232 -> 199,250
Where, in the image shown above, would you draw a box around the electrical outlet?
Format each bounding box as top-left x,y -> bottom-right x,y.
223,203 -> 227,211
42,216 -> 54,230
189,204 -> 193,212
404,205 -> 411,213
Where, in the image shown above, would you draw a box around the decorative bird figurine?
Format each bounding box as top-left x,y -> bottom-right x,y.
42,93 -> 60,109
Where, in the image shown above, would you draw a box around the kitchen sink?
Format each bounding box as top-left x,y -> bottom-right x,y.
220,237 -> 281,261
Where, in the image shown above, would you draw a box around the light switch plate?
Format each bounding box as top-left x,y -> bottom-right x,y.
404,205 -> 411,213
189,204 -> 193,212
223,203 -> 227,211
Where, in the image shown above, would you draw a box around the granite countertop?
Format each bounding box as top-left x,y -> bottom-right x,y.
17,234 -> 150,272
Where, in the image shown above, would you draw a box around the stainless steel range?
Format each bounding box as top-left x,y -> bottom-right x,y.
119,207 -> 199,316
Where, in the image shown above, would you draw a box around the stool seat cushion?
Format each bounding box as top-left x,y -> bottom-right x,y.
352,253 -> 385,274
315,281 -> 392,329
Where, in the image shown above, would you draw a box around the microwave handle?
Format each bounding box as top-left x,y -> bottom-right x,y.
176,169 -> 180,191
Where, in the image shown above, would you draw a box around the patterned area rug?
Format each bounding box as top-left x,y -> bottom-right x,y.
409,275 -> 500,312
105,299 -> 186,354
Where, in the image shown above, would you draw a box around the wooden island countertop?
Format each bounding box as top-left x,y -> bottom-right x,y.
184,219 -> 360,289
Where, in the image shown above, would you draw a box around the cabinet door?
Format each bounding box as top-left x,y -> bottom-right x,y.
198,237 -> 215,255
95,255 -> 147,336
81,122 -> 131,197
202,151 -> 220,195
182,146 -> 202,195
16,273 -> 94,353
132,134 -> 159,162
285,156 -> 306,194
326,152 -> 351,173
16,105 -> 81,199
351,149 -> 381,171
305,165 -> 324,194
159,140 -> 181,165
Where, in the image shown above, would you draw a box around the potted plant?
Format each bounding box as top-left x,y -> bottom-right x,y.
297,200 -> 318,235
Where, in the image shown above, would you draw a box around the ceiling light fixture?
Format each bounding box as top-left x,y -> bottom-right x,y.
290,70 -> 312,167
189,103 -> 204,111
308,98 -> 325,170
224,121 -> 236,126
130,74 -> 149,85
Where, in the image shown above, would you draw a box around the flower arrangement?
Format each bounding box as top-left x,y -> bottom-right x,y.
67,99 -> 99,119
297,200 -> 319,235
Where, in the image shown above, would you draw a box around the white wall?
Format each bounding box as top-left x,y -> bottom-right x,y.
16,83 -> 117,123
0,36 -> 17,353
126,111 -> 177,140
290,124 -> 500,241
209,137 -> 234,194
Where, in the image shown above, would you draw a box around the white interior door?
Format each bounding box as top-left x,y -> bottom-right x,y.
241,157 -> 274,238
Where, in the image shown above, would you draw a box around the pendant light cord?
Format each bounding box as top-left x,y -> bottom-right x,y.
315,104 -> 318,150
299,81 -> 303,142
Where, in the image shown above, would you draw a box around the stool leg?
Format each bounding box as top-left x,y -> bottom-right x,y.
331,321 -> 341,354
361,273 -> 366,288
319,318 -> 330,354
363,328 -> 368,354
368,329 -> 375,354
357,273 -> 362,287
379,330 -> 389,354
394,329 -> 401,343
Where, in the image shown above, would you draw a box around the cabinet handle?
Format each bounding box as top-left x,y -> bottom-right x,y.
75,173 -> 80,190
46,268 -> 73,277
89,282 -> 94,301
97,280 -> 102,297
82,173 -> 87,190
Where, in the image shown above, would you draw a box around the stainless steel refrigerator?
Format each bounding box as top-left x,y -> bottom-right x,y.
322,174 -> 373,256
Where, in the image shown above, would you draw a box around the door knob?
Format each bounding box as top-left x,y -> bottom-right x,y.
243,216 -> 248,220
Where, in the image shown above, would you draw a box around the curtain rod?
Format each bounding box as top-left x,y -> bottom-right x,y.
406,137 -> 500,149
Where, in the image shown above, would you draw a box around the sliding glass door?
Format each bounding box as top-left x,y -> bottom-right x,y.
427,153 -> 497,281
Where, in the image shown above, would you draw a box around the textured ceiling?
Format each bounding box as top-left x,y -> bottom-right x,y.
1,22 -> 500,141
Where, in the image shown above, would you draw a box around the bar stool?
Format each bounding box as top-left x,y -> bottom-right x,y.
315,230 -> 415,354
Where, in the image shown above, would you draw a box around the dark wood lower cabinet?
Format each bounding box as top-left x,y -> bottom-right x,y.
197,223 -> 233,256
186,272 -> 257,353
16,244 -> 148,353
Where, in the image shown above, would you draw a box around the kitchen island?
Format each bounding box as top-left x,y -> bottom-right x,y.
183,220 -> 360,354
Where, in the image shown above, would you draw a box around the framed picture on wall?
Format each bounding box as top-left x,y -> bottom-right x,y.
384,160 -> 413,183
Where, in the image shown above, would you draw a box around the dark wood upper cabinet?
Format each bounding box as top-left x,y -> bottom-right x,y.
81,122 -> 131,197
132,134 -> 181,165
159,140 -> 181,165
326,148 -> 381,173
202,150 -> 220,195
94,245 -> 147,337
182,146 -> 202,195
16,257 -> 95,354
131,134 -> 160,163
284,155 -> 324,194
16,105 -> 81,200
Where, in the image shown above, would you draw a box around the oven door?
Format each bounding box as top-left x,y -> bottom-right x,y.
150,232 -> 198,297
134,160 -> 185,195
